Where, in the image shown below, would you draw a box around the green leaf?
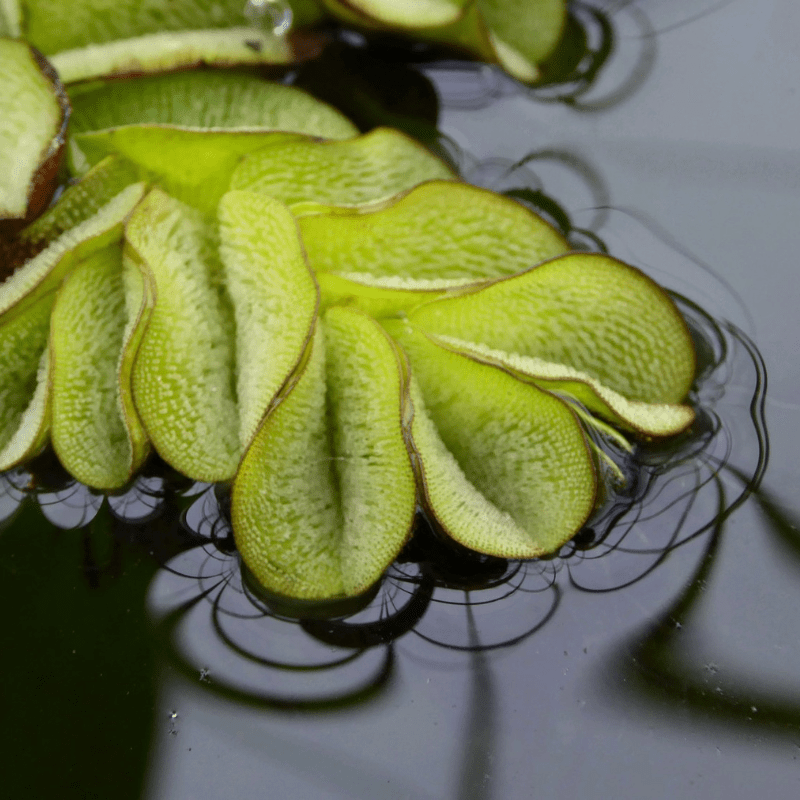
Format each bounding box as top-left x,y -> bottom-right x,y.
388,320 -> 597,557
49,243 -> 149,489
230,127 -> 456,207
0,2 -> 22,37
20,0 -> 328,82
1,182 -> 146,320
0,38 -> 68,227
21,155 -> 141,246
67,71 -> 357,137
71,128 -> 302,213
233,308 -> 417,600
299,179 -> 569,283
409,253 -> 697,405
218,190 -> 318,450
125,188 -> 239,481
320,0 -> 468,29
424,335 -> 695,437
49,27 -> 294,84
317,271 -> 448,318
478,0 -> 567,82
66,71 -> 359,211
0,294 -> 52,470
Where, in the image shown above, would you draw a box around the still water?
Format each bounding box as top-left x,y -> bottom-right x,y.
2,1 -> 800,798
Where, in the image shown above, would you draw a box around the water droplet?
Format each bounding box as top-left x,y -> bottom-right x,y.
244,0 -> 293,36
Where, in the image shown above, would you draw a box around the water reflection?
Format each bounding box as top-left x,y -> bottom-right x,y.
608,483 -> 800,738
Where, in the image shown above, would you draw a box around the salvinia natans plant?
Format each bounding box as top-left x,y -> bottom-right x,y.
0,40 -> 696,602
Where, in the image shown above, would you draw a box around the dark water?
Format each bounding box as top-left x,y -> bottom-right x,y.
3,1 -> 800,798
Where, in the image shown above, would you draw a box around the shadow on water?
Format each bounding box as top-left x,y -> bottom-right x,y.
0,503 -> 157,800
605,479 -> 800,740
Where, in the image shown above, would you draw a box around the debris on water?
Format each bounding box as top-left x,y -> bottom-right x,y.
199,667 -> 211,683
703,662 -> 719,675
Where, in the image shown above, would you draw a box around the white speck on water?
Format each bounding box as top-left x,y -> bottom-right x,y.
751,706 -> 758,713
168,710 -> 179,720
244,0 -> 293,35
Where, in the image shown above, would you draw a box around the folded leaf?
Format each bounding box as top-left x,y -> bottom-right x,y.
0,38 -> 69,229
409,253 -> 697,405
22,0 -> 326,82
233,308 -> 417,600
66,71 -> 358,209
68,71 -> 357,137
317,271 -> 448,318
230,127 -> 455,207
479,0 -> 566,82
50,28 -> 294,84
390,321 -> 596,557
0,294 -> 52,470
299,180 -> 569,281
218,190 -> 318,450
21,155 -> 141,246
72,128 -> 302,212
1,182 -> 146,319
427,334 -> 695,437
49,243 -> 149,488
125,188 -> 239,481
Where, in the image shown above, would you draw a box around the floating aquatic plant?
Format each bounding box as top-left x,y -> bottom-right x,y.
0,48 -> 696,602
2,0 -> 572,84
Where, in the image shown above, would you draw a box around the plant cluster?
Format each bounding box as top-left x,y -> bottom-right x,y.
0,23 -> 695,602
1,0 -> 569,83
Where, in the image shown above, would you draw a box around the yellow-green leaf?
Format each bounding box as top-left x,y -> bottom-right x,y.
230,127 -> 456,208
300,180 -> 568,285
125,188 -> 239,481
49,243 -> 149,489
410,253 -> 697,405
218,190 -> 318,450
233,309 -> 417,600
390,321 -> 596,558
